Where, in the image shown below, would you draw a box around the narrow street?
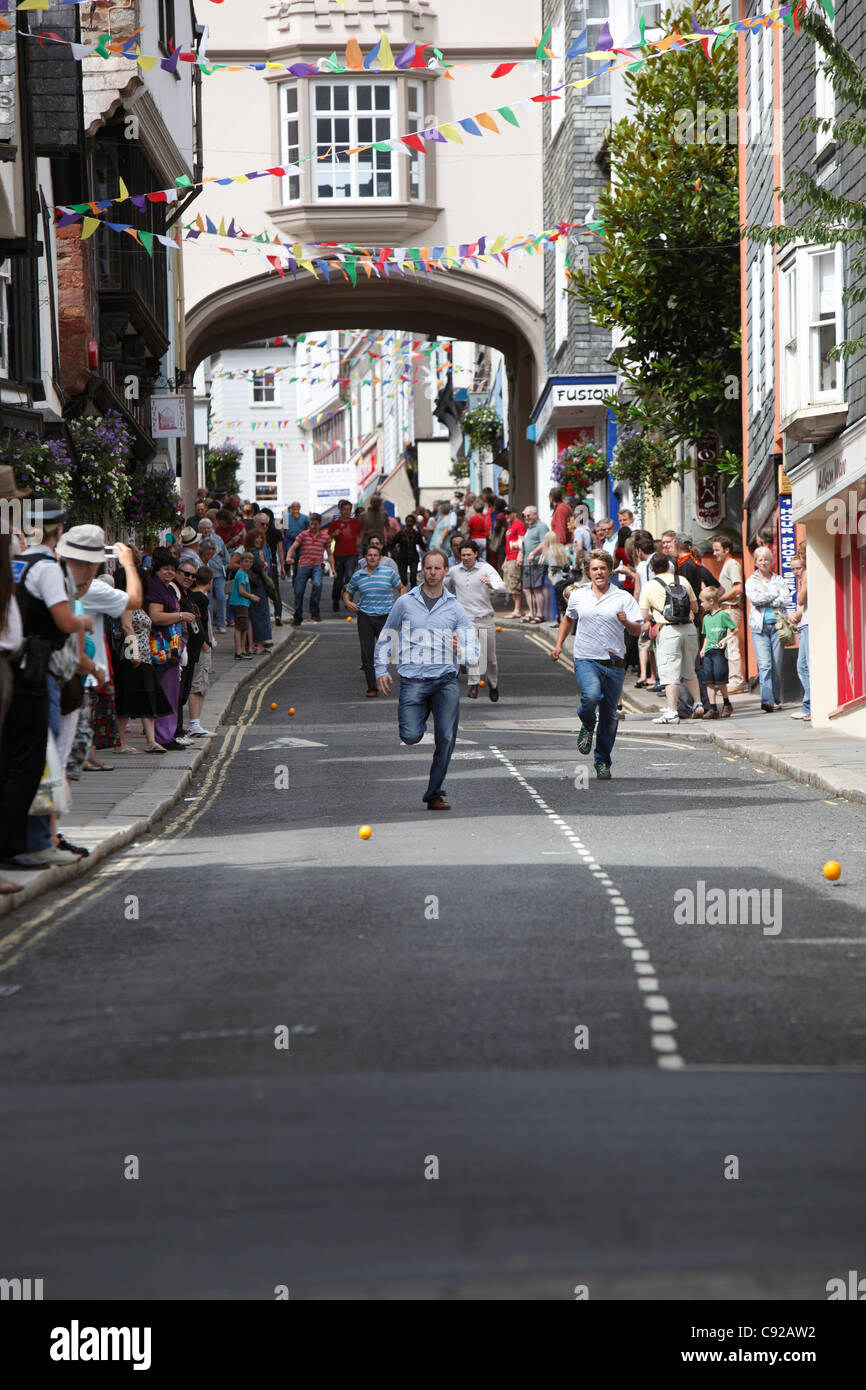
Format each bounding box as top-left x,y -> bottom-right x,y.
1,613 -> 863,1299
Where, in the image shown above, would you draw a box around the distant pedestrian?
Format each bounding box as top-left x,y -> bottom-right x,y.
640,552 -> 701,725
444,539 -> 505,701
390,513 -> 427,588
551,549 -> 643,780
229,551 -> 258,660
328,498 -> 362,610
745,546 -> 788,712
712,536 -> 745,692
697,587 -> 735,719
549,488 -> 573,546
520,506 -> 548,624
502,505 -> 526,619
343,542 -> 403,696
374,549 -> 477,810
286,513 -> 333,626
790,555 -> 810,722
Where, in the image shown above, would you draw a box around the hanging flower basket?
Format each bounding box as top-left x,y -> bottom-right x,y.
124,465 -> 185,541
610,427 -> 680,503
462,404 -> 503,457
67,412 -> 134,526
5,433 -> 74,511
551,442 -> 608,499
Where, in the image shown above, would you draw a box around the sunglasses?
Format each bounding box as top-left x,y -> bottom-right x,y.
179,570 -> 196,578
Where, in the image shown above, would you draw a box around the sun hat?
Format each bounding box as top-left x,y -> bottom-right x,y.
179,526 -> 199,545
56,524 -> 111,563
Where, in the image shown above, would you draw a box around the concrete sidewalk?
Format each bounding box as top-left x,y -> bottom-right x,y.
517,614 -> 866,809
0,622 -> 297,919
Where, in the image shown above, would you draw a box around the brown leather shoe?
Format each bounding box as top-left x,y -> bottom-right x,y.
426,794 -> 451,811
488,684 -> 499,702
467,685 -> 479,699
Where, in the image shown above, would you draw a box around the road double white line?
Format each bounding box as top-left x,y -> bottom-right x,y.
489,744 -> 684,1071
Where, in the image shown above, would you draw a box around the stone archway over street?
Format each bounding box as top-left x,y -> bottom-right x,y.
185,265 -> 544,507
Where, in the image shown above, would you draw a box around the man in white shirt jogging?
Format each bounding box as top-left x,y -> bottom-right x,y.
551,549 -> 643,780
444,539 -> 505,701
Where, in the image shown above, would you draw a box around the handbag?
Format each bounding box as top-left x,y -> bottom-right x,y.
30,732 -> 70,817
149,622 -> 182,666
775,611 -> 797,647
59,675 -> 85,715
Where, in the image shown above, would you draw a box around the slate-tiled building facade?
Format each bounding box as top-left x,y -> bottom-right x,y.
742,1 -> 866,731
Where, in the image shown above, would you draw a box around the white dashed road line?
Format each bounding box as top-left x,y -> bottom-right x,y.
489,745 -> 684,1071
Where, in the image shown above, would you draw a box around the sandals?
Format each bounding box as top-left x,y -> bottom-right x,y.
83,762 -> 114,772
144,743 -> 167,754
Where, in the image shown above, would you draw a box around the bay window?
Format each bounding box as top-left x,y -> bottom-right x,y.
778,244 -> 846,440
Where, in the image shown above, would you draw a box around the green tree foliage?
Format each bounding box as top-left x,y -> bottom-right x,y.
750,5 -> 866,359
570,4 -> 741,456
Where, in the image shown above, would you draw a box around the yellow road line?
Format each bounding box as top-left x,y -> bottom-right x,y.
0,637 -> 317,973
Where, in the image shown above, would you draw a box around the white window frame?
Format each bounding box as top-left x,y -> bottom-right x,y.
781,261 -> 798,419
554,235 -> 568,351
0,260 -> 11,379
254,445 -> 278,502
549,5 -> 565,141
311,79 -> 397,203
407,79 -> 425,202
252,371 -> 277,405
815,15 -> 836,155
763,242 -> 774,399
749,24 -> 761,146
779,243 -> 845,417
281,84 -> 301,203
751,258 -> 764,417
635,1 -> 663,28
761,14 -> 773,116
582,1 -> 611,105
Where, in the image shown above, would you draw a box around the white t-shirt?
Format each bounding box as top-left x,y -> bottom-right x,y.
82,578 -> 129,676
21,545 -> 69,609
0,595 -> 23,654
444,559 -> 505,620
565,584 -> 643,660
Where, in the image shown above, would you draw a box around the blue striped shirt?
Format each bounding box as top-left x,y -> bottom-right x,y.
346,564 -> 401,615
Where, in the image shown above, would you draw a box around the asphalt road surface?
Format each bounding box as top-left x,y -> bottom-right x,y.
1,611 -> 864,1299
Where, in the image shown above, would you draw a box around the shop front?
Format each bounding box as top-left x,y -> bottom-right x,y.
789,413 -> 866,733
527,376 -> 618,525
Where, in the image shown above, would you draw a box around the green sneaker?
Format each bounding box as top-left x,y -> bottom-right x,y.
594,761 -> 612,780
577,725 -> 594,755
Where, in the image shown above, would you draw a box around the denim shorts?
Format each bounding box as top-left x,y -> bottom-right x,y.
700,648 -> 729,684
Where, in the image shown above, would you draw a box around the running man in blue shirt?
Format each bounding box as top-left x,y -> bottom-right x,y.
344,542 -> 404,696
375,549 -> 477,811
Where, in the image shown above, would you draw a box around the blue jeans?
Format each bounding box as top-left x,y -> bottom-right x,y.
27,672 -> 61,852
294,565 -> 323,622
752,609 -> 783,706
574,658 -> 625,768
797,625 -> 810,715
698,648 -> 729,705
398,672 -> 460,802
212,573 -> 227,628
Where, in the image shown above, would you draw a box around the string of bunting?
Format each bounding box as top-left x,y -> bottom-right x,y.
50,6 -> 808,241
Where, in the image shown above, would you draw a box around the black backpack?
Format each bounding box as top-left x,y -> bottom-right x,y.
661,573 -> 692,625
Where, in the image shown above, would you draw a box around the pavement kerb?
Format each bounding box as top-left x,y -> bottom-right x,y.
672,726 -> 866,808
0,626 -> 297,923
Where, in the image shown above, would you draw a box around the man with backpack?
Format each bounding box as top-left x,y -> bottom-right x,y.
639,551 -> 702,725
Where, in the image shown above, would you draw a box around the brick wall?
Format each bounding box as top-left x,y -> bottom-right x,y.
55,226 -> 95,397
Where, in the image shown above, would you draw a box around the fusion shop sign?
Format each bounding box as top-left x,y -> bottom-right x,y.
535,382 -> 610,442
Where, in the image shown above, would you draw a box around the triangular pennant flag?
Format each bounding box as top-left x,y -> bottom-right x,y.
345,37 -> 363,69
377,33 -> 395,70
80,217 -> 101,241
567,28 -> 588,59
491,62 -> 518,78
138,231 -> 154,257
266,256 -> 285,278
597,22 -> 614,50
497,106 -> 520,126
117,178 -> 129,203
401,134 -> 426,154
476,111 -> 499,133
363,38 -> 383,70
535,23 -> 553,60
439,124 -> 463,143
395,42 -> 417,69
458,117 -> 483,136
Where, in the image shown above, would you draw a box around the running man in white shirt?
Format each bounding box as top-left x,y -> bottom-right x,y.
444,540 -> 505,701
551,549 -> 643,779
